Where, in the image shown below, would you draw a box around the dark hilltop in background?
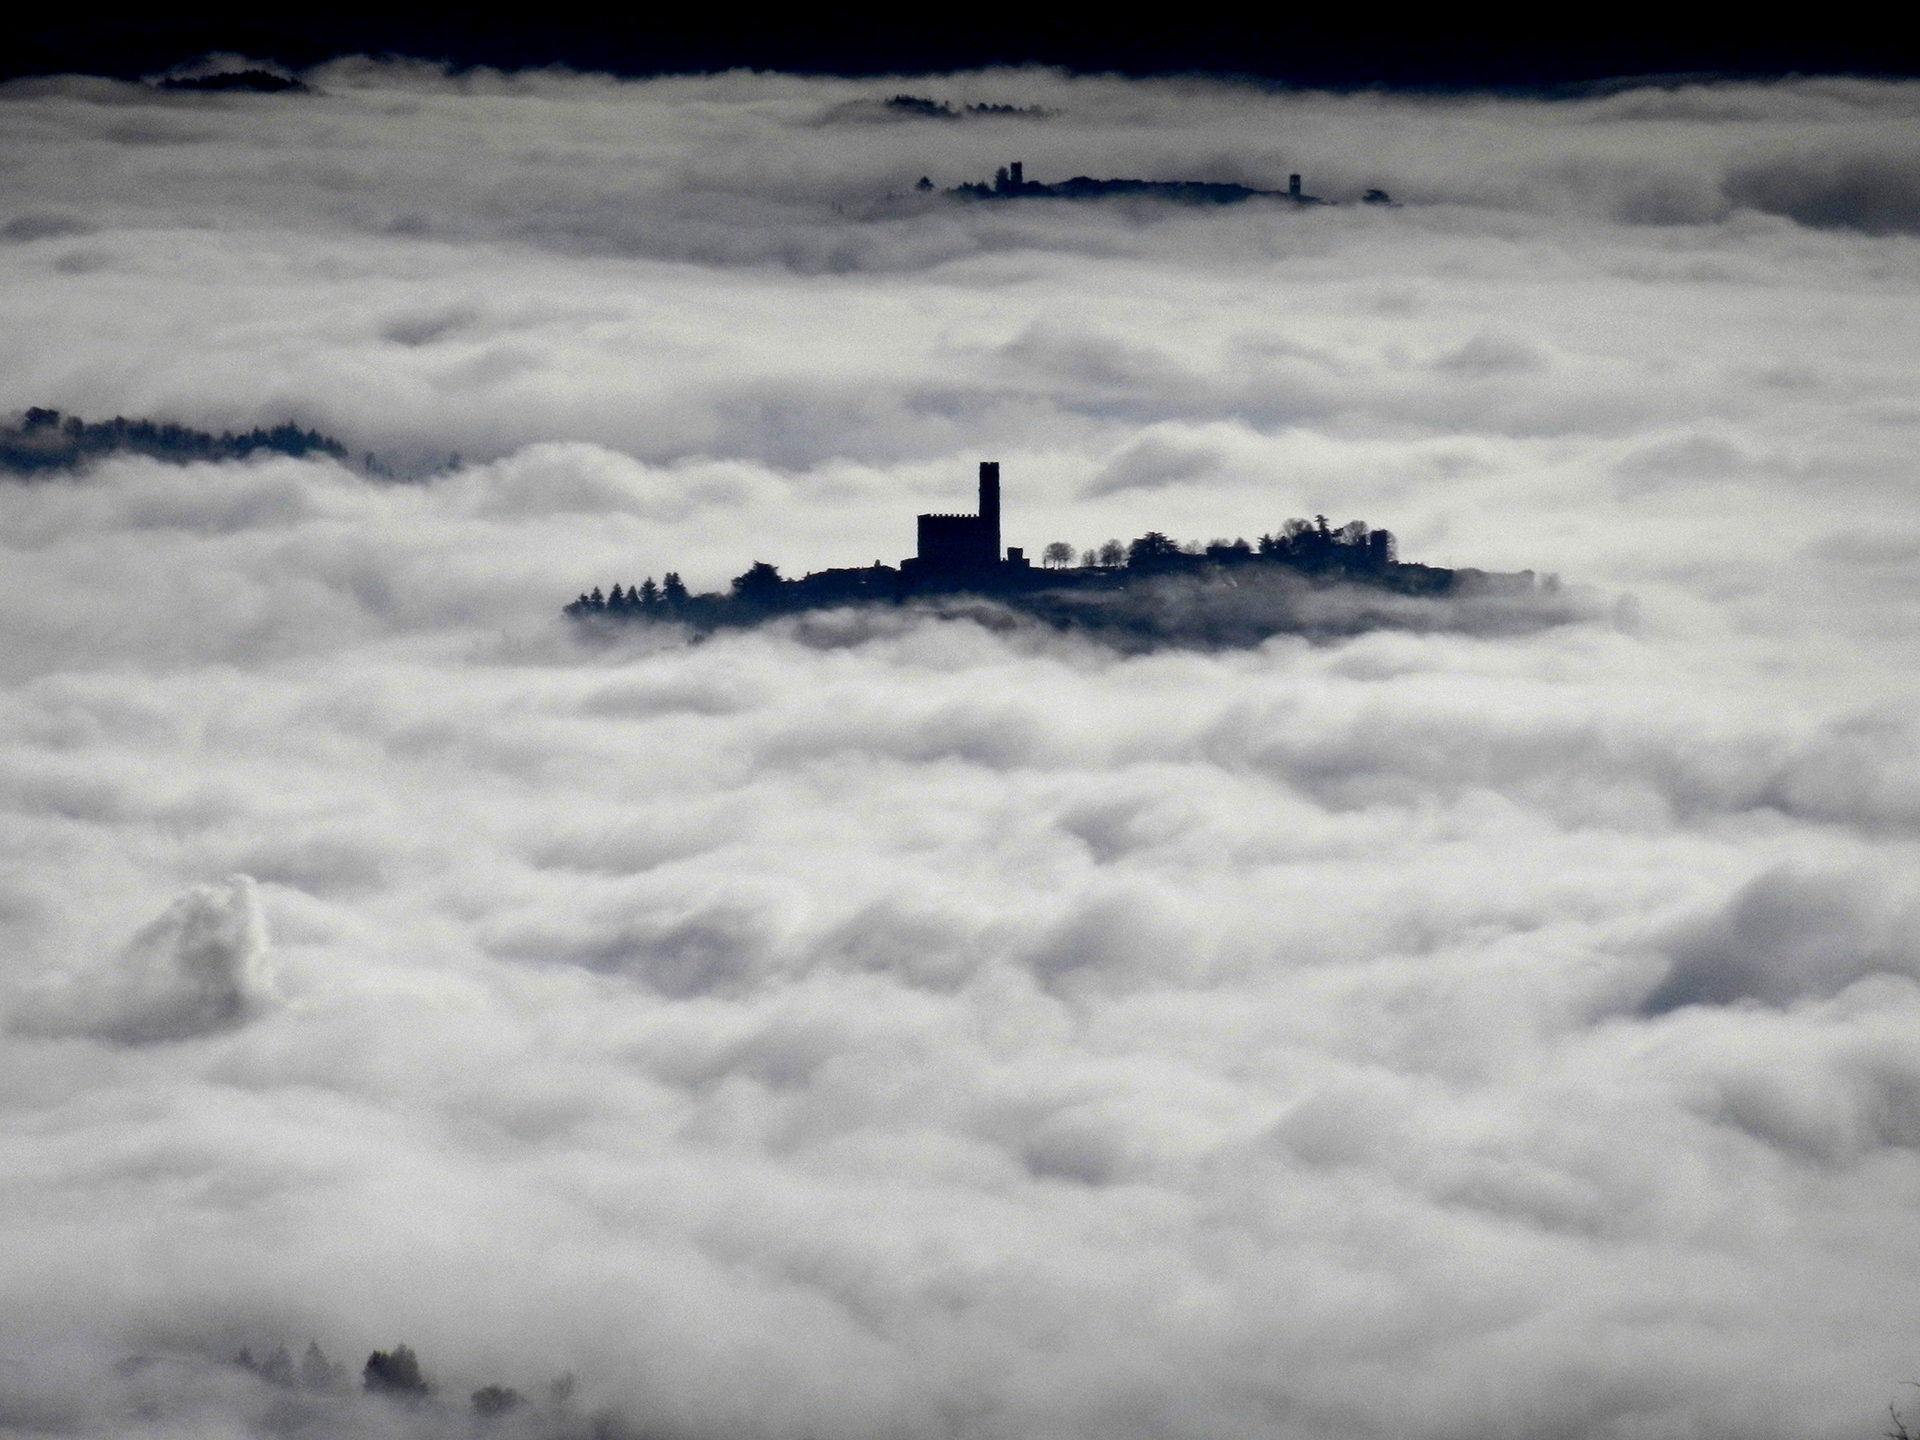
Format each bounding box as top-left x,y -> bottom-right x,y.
939,160 -> 1388,207
0,408 -> 345,474
0,409 -> 455,482
567,461 -> 1582,651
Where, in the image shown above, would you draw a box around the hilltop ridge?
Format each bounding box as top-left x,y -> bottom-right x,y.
565,460 -> 1563,649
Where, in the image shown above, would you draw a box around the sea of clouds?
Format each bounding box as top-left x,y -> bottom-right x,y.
3,60 -> 1920,1440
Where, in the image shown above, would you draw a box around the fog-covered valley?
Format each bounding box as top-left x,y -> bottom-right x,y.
3,61 -> 1919,1440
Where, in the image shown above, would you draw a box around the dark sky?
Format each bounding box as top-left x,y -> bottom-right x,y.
12,7 -> 1920,85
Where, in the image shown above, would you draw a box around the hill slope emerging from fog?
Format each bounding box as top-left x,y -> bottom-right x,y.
565,519 -> 1583,651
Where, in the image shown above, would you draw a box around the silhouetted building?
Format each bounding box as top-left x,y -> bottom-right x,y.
1289,173 -> 1301,198
912,461 -> 1003,569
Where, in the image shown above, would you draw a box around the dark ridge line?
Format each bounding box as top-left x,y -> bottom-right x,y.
882,94 -> 1052,120
156,70 -> 307,92
0,408 -> 465,481
565,460 -> 1559,648
943,161 -> 1391,207
1,408 -> 347,474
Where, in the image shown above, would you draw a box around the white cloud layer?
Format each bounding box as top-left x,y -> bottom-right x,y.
2,61 -> 1920,1440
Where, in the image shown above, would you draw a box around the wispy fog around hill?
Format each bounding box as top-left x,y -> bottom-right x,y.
2,61 -> 1920,1440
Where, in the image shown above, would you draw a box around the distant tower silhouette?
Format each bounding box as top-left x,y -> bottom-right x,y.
1289,173 -> 1301,198
1010,161 -> 1024,187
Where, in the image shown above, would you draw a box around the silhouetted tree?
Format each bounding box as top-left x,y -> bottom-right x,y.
662,573 -> 688,606
1042,541 -> 1074,568
639,577 -> 659,608
1127,531 -> 1182,568
730,561 -> 786,605
363,1345 -> 429,1399
1098,539 -> 1126,567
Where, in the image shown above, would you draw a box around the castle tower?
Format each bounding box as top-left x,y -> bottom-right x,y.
979,460 -> 1001,561
1289,173 -> 1302,198
912,460 -> 1005,570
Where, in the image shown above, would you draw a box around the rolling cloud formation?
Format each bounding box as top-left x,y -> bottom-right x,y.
2,61 -> 1920,1440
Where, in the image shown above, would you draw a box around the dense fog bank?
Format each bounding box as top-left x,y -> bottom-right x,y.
2,62 -> 1919,1440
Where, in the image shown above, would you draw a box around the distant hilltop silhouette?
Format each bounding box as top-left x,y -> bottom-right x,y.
0,407 -> 462,480
932,161 -> 1392,207
156,70 -> 307,93
0,407 -> 346,473
884,94 -> 1051,120
564,459 -> 1559,648
827,94 -> 1054,124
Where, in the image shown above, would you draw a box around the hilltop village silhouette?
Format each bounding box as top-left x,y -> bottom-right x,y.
928,161 -> 1392,207
562,460 -> 1533,639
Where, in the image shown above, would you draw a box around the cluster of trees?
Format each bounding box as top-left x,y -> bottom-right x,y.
1043,539 -> 1127,568
362,1344 -> 430,1399
565,573 -> 690,617
1038,517 -> 1396,572
886,94 -> 1044,119
238,1338 -> 576,1419
2,408 -> 347,474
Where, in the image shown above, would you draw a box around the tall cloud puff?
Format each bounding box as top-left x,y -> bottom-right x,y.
16,875 -> 274,1043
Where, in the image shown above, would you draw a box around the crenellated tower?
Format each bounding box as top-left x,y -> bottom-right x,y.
912,460 -> 1006,570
